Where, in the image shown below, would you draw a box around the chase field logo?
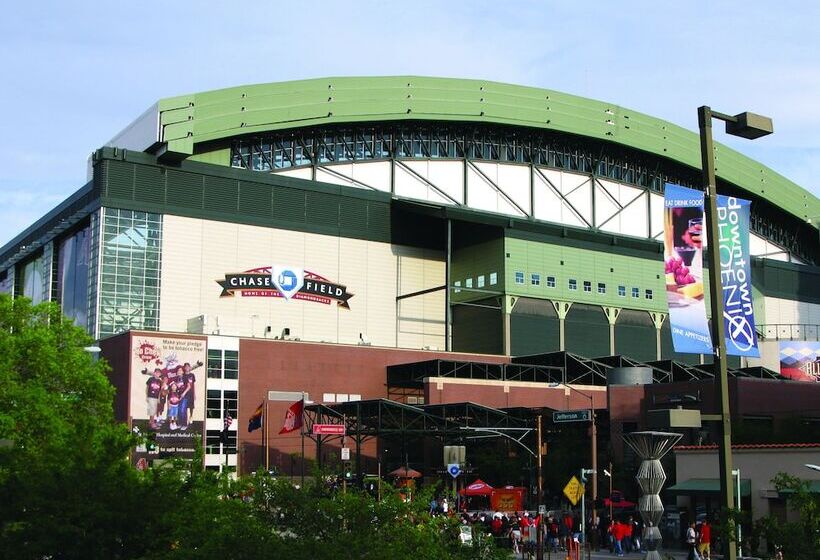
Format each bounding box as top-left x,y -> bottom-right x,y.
216,266 -> 353,309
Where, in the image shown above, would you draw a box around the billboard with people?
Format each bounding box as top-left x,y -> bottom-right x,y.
129,335 -> 207,465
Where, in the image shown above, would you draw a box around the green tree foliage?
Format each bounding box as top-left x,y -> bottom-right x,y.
0,295 -> 506,559
751,473 -> 820,559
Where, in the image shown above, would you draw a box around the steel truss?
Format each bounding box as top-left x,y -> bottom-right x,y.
229,121 -> 815,263
302,398 -> 535,483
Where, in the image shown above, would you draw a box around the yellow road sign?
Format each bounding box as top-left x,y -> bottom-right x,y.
562,475 -> 585,506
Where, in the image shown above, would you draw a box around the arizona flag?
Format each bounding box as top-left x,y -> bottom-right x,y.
247,402 -> 264,432
279,399 -> 304,435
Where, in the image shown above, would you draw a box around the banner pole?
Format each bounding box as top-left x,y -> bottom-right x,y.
264,399 -> 269,473
301,392 -> 306,486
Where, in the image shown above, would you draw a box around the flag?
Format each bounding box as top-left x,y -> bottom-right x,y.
247,402 -> 264,432
221,414 -> 233,444
278,398 -> 304,435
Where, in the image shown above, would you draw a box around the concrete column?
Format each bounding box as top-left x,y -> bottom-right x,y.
650,312 -> 667,360
603,307 -> 622,355
551,301 -> 572,351
503,296 -> 515,356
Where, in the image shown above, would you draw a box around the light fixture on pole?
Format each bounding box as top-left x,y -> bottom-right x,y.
698,105 -> 772,560
604,465 -> 614,520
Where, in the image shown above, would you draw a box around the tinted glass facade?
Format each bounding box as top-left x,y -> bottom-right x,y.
98,208 -> 162,337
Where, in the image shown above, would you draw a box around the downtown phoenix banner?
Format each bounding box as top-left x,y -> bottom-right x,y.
716,195 -> 759,357
663,183 -> 759,356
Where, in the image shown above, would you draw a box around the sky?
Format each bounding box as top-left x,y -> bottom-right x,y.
0,0 -> 818,246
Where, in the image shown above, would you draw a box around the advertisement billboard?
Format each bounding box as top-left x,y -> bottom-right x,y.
779,342 -> 820,382
663,184 -> 759,356
664,184 -> 711,354
130,335 -> 207,464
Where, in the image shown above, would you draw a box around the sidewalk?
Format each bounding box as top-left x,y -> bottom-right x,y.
510,550 -> 698,560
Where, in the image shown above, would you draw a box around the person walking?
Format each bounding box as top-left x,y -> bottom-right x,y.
686,521 -> 701,560
697,519 -> 711,560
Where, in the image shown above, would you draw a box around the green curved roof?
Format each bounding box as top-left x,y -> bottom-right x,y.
156,76 -> 818,224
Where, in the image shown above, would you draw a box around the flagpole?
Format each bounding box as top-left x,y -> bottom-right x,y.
301,391 -> 306,486
264,399 -> 269,473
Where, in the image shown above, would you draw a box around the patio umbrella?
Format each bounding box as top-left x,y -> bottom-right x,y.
460,479 -> 494,496
388,466 -> 422,478
603,497 -> 637,508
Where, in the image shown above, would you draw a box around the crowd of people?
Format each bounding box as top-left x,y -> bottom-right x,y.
427,493 -> 719,557
427,502 -> 647,556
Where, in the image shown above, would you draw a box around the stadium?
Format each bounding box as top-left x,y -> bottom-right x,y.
1,77 -> 818,504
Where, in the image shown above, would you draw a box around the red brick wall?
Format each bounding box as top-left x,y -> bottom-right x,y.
237,339 -> 506,474
100,332 -> 132,423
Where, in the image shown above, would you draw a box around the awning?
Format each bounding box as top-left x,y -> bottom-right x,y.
667,478 -> 751,497
778,480 -> 820,495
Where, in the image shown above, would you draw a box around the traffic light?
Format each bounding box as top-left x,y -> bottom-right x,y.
343,461 -> 353,480
580,468 -> 588,485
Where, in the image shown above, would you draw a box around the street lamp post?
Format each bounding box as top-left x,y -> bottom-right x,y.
698,106 -> 772,560
732,468 -> 742,557
551,382 -> 598,501
537,414 -> 544,560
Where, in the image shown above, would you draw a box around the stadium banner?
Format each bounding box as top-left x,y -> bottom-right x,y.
664,183 -> 712,354
717,195 -> 759,357
779,341 -> 820,382
130,335 -> 207,466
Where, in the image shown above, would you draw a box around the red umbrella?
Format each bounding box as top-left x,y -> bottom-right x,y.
388,466 -> 422,478
603,497 -> 637,508
460,479 -> 494,496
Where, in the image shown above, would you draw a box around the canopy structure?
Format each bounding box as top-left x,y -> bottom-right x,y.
461,479 -> 494,496
666,478 -> 752,497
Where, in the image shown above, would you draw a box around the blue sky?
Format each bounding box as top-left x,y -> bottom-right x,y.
0,0 -> 818,246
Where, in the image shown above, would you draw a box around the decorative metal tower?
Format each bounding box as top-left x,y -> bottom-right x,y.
623,431 -> 682,560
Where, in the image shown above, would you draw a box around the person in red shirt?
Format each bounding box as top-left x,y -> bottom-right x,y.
623,517 -> 634,553
562,512 -> 574,551
612,520 -> 624,556
698,520 -> 712,560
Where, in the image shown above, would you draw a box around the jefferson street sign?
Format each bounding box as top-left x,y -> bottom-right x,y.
553,409 -> 592,423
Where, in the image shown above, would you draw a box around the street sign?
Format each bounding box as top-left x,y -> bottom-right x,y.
312,424 -> 345,435
563,475 -> 585,506
341,447 -> 350,460
553,409 -> 592,423
268,390 -> 306,402
447,463 -> 462,478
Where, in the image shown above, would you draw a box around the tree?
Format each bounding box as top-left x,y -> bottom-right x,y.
0,295 -> 146,559
0,295 -> 508,559
751,473 -> 820,559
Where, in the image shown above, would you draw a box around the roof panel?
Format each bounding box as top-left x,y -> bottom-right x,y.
146,76 -> 817,222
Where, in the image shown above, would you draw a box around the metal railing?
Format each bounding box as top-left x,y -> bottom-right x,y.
757,323 -> 819,341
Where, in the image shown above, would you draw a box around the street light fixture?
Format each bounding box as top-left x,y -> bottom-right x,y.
698,105 -> 772,560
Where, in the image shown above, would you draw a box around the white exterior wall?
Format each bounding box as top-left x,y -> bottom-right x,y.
204,335 -> 239,472
674,447 -> 820,522
158,215 -> 445,350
